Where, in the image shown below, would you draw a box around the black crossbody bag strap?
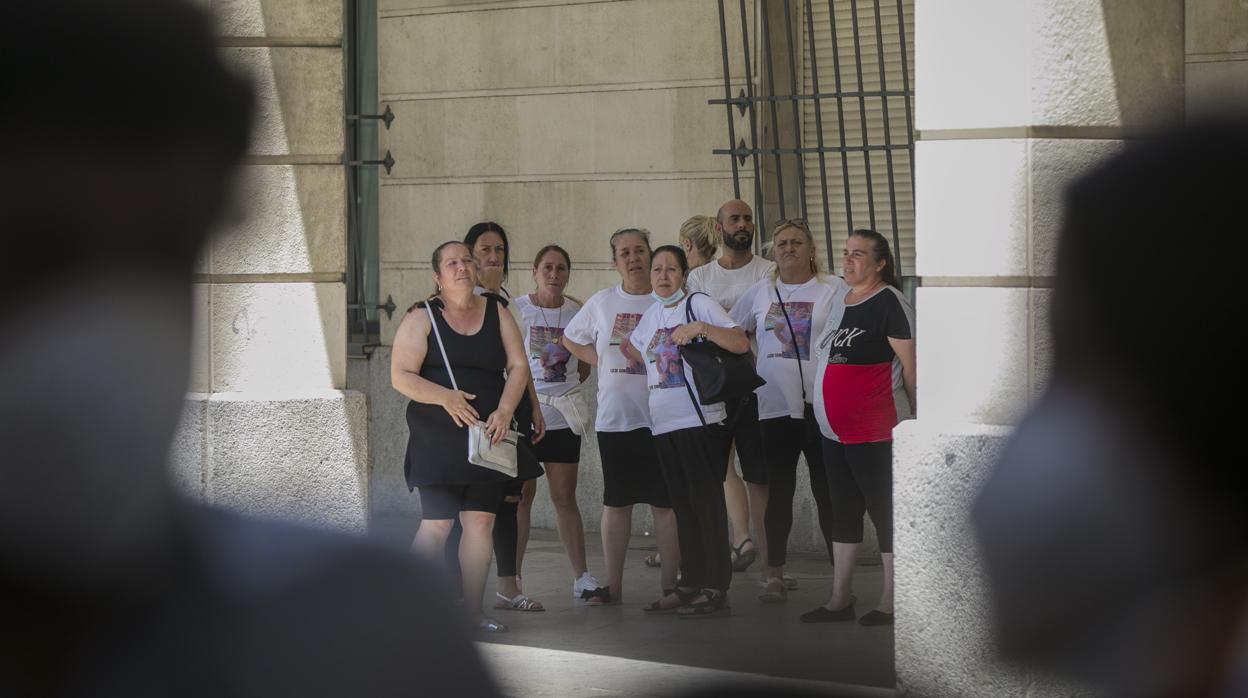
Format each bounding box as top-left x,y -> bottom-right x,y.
775,285 -> 807,404
682,292 -> 708,427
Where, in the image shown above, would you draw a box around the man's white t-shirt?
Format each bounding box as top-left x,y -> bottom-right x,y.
562,284 -> 652,433
730,276 -> 848,420
629,293 -> 739,435
513,294 -> 582,430
686,255 -> 777,311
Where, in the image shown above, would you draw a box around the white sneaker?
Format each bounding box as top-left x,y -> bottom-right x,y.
572,572 -> 602,598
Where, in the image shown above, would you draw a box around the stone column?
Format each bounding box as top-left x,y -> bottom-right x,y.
171,0 -> 369,533
894,1 -> 1183,695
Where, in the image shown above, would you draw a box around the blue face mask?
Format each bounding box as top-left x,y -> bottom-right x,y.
651,287 -> 686,305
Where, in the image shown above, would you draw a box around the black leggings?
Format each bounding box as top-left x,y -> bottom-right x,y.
822,438 -> 893,553
655,426 -> 732,593
760,405 -> 836,567
442,480 -> 522,579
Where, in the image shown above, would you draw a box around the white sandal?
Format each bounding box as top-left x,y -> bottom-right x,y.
495,591 -> 545,612
476,617 -> 508,632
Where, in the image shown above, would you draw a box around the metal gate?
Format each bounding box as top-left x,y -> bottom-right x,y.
712,0 -> 915,276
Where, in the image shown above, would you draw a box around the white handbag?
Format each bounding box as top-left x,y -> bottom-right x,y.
426,303 -> 519,477
538,383 -> 594,437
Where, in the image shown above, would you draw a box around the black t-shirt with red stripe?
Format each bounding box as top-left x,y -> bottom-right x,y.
820,287 -> 913,444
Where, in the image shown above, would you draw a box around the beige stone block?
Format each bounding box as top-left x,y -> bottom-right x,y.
211,282 -> 346,392
916,0 -> 1029,130
190,284 -> 211,393
916,138 -> 1122,278
1027,138 -> 1123,276
1186,0 -> 1248,54
916,287 -> 1030,426
381,85 -> 728,178
223,47 -> 344,157
379,0 -> 743,95
915,139 -> 1030,277
213,165 -> 346,274
206,390 -> 368,532
168,395 -> 208,498
1187,60 -> 1248,117
378,176 -> 739,263
917,0 -> 1183,130
893,421 -> 1090,697
1028,0 -> 1183,129
1030,288 -> 1053,400
212,0 -> 342,39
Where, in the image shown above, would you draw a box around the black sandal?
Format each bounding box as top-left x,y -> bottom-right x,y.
730,538 -> 757,573
582,585 -> 613,606
677,589 -> 730,619
643,587 -> 697,614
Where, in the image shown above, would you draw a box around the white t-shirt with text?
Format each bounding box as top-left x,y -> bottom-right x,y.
629,293 -> 740,435
730,276 -> 848,419
562,284 -> 653,432
513,294 -> 582,430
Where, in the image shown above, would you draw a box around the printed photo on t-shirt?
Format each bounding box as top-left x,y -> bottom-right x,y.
609,312 -> 646,375
646,328 -> 686,389
530,326 -> 571,383
763,301 -> 813,360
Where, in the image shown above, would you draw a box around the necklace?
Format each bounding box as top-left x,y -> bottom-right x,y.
660,299 -> 683,329
777,277 -> 811,302
535,296 -> 563,328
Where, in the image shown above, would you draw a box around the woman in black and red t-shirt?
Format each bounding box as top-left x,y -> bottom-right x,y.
807,229 -> 916,626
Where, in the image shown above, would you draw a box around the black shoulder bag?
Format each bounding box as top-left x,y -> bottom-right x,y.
678,292 -> 765,419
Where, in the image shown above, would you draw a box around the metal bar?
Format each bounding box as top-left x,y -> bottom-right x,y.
804,0 -> 834,266
825,0 -> 855,243
717,0 -> 741,199
345,0 -> 366,338
760,2 -> 787,222
739,0 -> 765,235
872,0 -> 902,273
848,0 -> 877,230
782,0 -> 808,219
895,0 -> 916,195
708,90 -> 911,103
714,144 -> 913,155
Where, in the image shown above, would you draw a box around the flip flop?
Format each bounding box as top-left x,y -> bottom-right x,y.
495,592 -> 545,612
730,537 -> 757,573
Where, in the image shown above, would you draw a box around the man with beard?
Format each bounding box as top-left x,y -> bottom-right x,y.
686,200 -> 776,582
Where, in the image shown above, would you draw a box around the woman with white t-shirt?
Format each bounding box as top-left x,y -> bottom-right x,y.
729,220 -> 845,603
626,245 -> 749,618
511,244 -> 607,603
561,229 -> 679,605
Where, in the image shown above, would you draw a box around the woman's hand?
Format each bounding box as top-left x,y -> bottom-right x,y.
484,406 -> 515,445
671,321 -> 708,346
441,388 -> 479,428
530,403 -> 546,444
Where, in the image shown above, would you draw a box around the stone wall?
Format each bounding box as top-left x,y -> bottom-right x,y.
172,0 -> 371,533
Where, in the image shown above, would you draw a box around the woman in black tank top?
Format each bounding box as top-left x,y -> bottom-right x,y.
391,241 -> 537,633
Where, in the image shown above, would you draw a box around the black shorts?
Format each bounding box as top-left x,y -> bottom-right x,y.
713,393 -> 768,484
533,427 -> 582,464
418,482 -> 507,520
597,428 -> 671,508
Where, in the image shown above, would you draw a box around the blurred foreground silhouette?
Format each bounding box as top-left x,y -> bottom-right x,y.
974,122 -> 1248,697
0,2 -> 496,695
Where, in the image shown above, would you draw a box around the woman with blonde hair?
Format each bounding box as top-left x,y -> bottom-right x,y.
729,219 -> 844,601
678,215 -> 720,269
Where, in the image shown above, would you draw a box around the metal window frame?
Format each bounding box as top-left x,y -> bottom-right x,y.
711,0 -> 916,281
